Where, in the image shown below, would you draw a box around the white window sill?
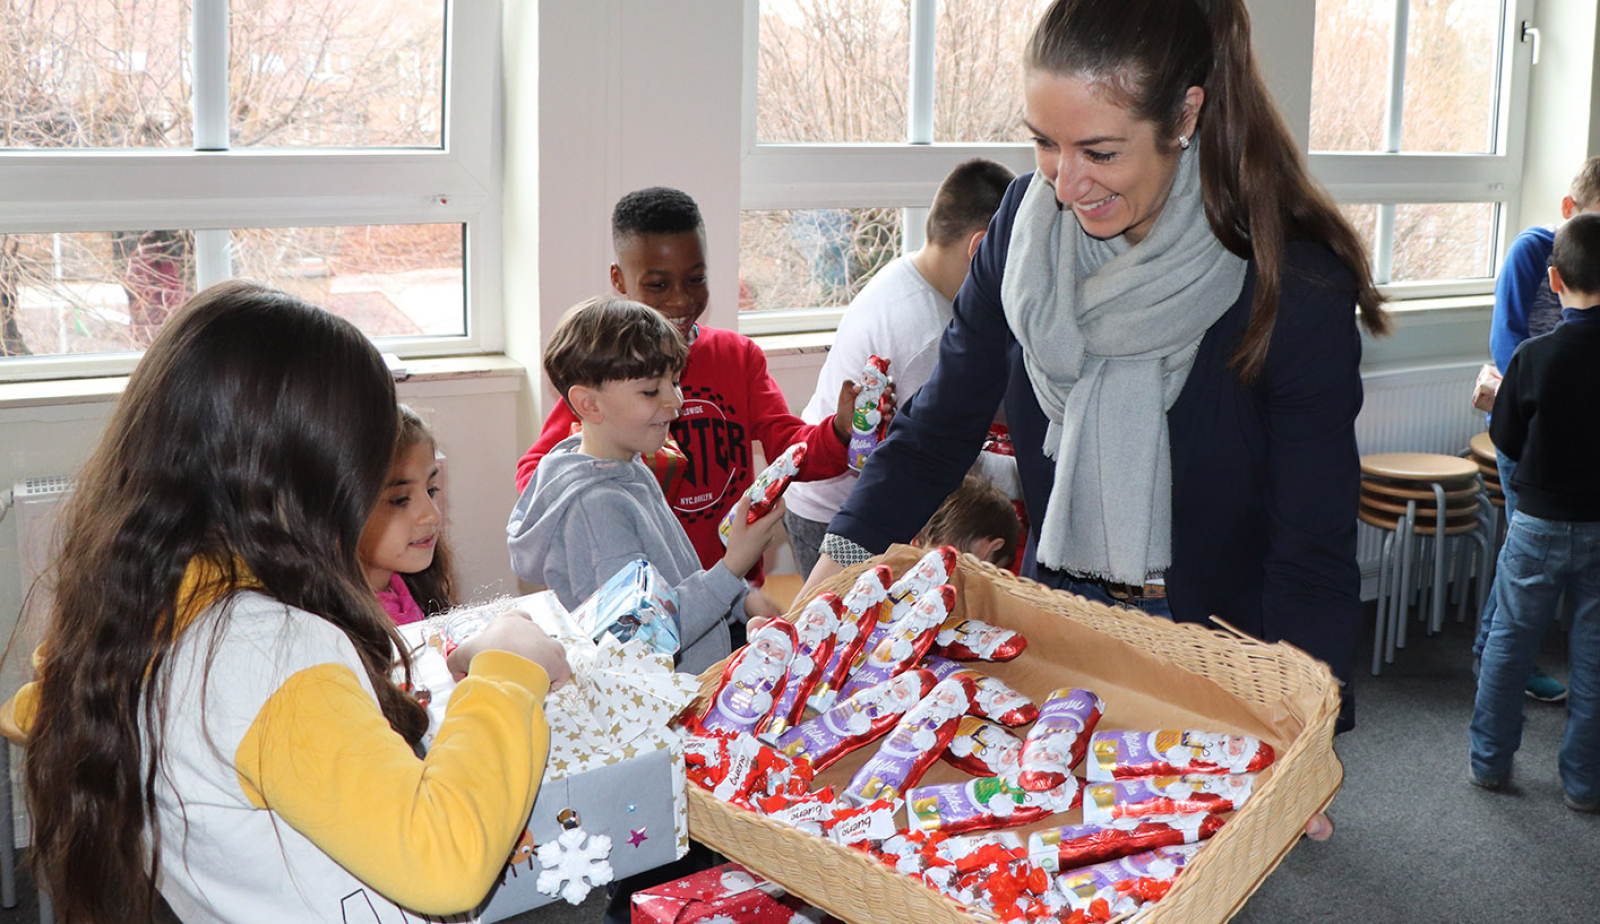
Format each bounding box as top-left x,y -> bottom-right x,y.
0,354 -> 527,411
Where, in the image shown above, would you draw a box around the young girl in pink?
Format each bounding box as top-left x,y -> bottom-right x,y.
359,405 -> 458,624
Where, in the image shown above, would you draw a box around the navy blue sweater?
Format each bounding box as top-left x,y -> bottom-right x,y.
831,175 -> 1365,691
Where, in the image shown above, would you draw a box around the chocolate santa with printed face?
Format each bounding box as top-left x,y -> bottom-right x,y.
759,592 -> 845,736
844,673 -> 975,804
770,668 -> 936,770
838,583 -> 956,700
942,717 -> 1025,777
808,565 -> 895,713
699,620 -> 797,735
929,618 -> 1027,661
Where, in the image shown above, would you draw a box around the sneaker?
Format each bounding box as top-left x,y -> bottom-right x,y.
1563,792 -> 1599,813
1470,767 -> 1508,791
1525,670 -> 1567,703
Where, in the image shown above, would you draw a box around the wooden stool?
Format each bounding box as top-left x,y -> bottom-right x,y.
1358,452 -> 1492,674
1468,431 -> 1497,466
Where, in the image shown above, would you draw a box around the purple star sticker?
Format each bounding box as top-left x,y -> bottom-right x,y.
627,827 -> 648,847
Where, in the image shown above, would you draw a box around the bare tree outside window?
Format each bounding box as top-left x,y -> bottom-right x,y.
744,0 -> 1512,315
1311,0 -> 1504,284
0,0 -> 453,360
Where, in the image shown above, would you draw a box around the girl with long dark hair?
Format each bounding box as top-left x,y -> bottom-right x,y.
8,281 -> 568,923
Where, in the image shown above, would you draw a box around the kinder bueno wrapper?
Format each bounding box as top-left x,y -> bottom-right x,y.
698,620 -> 798,735
928,618 -> 1028,662
1054,843 -> 1204,915
1018,688 -> 1105,791
907,775 -> 1081,835
769,669 -> 937,771
922,658 -> 1040,727
848,355 -> 891,471
942,716 -> 1025,777
718,442 -> 807,545
843,674 -> 975,805
1081,773 -> 1257,825
933,830 -> 1026,872
808,566 -> 896,713
837,583 -> 956,701
1086,729 -> 1275,782
825,799 -> 900,847
759,592 -> 845,737
1027,814 -> 1227,874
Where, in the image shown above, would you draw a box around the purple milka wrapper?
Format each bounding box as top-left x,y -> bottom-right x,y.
767,669 -> 936,770
1054,843 -> 1204,911
836,583 -> 954,701
1017,688 -> 1104,790
1081,772 -> 1257,825
842,674 -> 973,805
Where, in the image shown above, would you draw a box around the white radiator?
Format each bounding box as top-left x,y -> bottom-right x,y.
1353,362 -> 1487,597
6,474 -> 75,848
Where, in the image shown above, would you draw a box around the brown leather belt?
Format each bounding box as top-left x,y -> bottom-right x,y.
1102,579 -> 1167,602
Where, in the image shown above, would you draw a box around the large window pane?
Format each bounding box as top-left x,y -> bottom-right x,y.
740,208 -> 902,311
931,0 -> 1050,143
1391,202 -> 1496,283
1311,0 -> 1504,154
0,230 -> 196,356
0,223 -> 463,361
0,1 -> 194,149
1400,0 -> 1501,154
231,0 -> 445,148
1310,0 -> 1395,152
231,223 -> 464,336
757,0 -> 908,143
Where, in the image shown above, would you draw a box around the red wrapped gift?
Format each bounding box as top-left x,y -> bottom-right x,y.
632,862 -> 845,924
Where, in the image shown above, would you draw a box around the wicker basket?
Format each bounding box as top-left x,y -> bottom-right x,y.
687,545 -> 1344,924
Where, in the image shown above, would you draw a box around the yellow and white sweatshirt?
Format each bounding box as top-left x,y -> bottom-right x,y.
6,583 -> 550,924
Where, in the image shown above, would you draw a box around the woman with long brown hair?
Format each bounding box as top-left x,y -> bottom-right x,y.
809,0 -> 1385,740
8,281 -> 568,922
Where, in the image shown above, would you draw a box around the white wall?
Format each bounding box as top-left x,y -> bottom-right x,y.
1519,0 -> 1600,224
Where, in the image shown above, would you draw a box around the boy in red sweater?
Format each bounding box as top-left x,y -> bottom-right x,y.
516,187 -> 858,584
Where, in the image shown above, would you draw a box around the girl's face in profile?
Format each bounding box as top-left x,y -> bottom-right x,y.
357,440 -> 441,592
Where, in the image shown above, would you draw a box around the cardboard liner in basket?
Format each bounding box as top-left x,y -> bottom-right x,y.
686,545 -> 1343,924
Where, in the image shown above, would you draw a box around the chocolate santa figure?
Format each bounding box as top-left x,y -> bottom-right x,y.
699,620 -> 798,735
759,592 -> 845,736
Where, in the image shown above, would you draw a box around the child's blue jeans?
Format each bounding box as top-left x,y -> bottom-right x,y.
1470,512 -> 1600,803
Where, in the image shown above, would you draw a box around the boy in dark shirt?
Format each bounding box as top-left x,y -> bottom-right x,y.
1470,213 -> 1600,812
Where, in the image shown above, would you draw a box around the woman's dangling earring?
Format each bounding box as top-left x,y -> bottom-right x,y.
1178,135 -> 1190,150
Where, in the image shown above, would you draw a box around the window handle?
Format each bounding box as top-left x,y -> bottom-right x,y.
1520,21 -> 1541,66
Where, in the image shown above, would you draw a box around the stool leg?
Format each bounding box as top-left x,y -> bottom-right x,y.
1430,484 -> 1447,635
1374,529 -> 1394,675
1397,501 -> 1416,650
1387,522 -> 1403,663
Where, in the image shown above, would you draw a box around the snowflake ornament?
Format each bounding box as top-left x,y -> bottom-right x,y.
535,826 -> 615,904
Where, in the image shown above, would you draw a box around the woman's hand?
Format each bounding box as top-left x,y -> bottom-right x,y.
446,611 -> 571,691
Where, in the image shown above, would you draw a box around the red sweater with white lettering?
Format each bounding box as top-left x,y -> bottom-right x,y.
515,325 -> 849,583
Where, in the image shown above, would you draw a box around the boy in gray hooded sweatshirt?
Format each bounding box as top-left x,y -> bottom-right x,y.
507,297 -> 788,674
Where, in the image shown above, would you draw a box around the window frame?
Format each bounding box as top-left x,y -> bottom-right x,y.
0,0 -> 500,383
1307,0 -> 1536,299
739,0 -> 1538,333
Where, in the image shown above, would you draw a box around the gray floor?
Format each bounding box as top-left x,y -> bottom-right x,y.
1,602 -> 1590,924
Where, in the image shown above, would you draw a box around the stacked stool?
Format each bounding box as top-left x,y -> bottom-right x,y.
1468,431 -> 1506,535
1359,452 -> 1493,674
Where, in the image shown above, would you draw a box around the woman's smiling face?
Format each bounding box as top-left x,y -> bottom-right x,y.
1023,70 -> 1201,246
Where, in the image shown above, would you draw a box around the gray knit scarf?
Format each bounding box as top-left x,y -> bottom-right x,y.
1000,145 -> 1246,584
